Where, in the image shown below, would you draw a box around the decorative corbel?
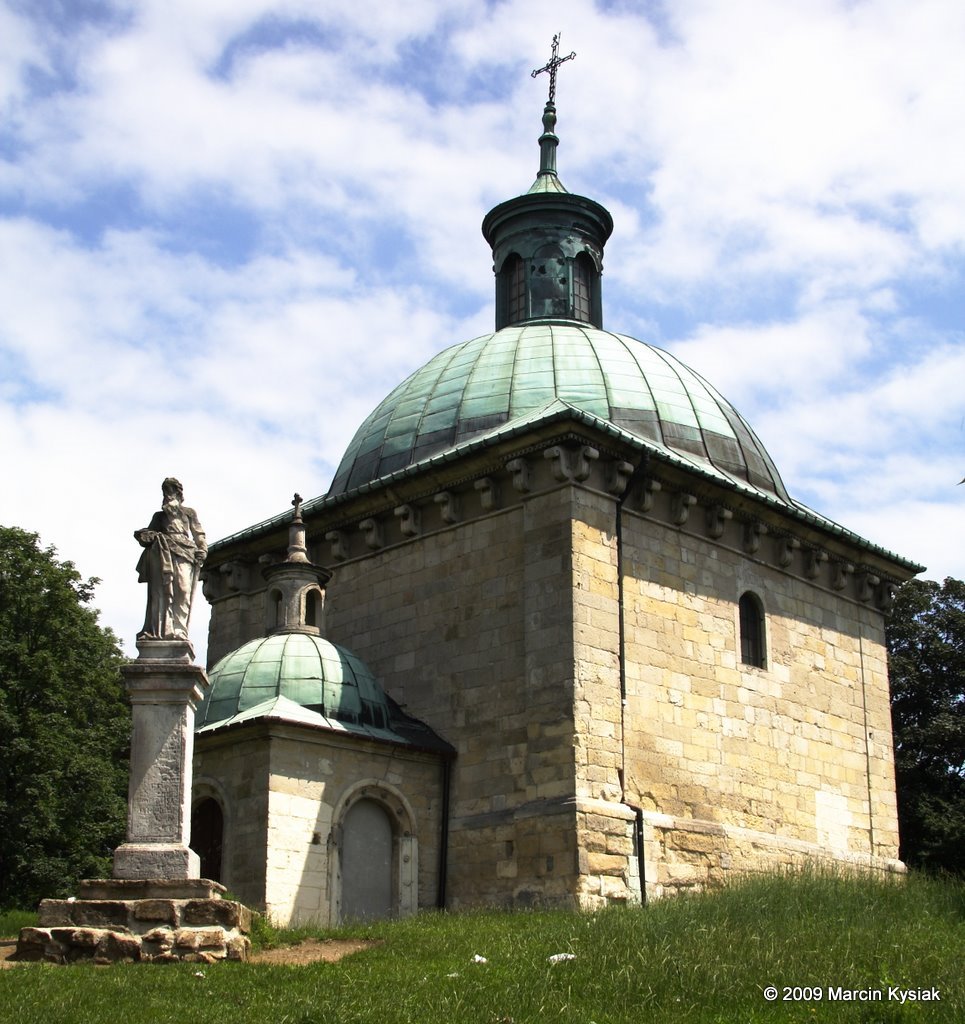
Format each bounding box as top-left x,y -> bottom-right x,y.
743,520 -> 768,555
506,457 -> 531,493
573,445 -> 599,481
434,491 -> 460,525
857,571 -> 881,603
776,535 -> 801,568
607,460 -> 634,496
638,477 -> 662,513
359,518 -> 383,550
877,581 -> 897,612
672,492 -> 697,526
706,505 -> 733,540
831,560 -> 854,591
219,560 -> 250,592
544,444 -> 599,482
200,570 -> 220,602
804,548 -> 829,580
394,504 -> 421,538
325,530 -> 349,562
474,476 -> 499,511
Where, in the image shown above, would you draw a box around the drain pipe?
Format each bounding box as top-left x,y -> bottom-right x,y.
615,452 -> 651,905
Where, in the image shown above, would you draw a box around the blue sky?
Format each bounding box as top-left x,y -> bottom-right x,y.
2,0 -> 962,661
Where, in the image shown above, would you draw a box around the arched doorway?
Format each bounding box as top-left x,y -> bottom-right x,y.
190,797 -> 224,883
340,798 -> 394,922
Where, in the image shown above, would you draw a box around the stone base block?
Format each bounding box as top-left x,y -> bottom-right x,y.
135,638 -> 195,663
112,843 -> 200,880
15,892 -> 251,965
79,878 -> 225,901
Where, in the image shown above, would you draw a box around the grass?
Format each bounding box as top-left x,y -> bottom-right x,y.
1,868 -> 962,1024
0,909 -> 36,936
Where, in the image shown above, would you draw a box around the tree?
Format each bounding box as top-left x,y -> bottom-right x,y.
886,577 -> 965,875
0,526 -> 130,908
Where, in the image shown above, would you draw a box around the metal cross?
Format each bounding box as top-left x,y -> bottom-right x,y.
531,33 -> 576,104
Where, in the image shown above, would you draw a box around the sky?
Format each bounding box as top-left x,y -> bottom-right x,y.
2,0 -> 962,664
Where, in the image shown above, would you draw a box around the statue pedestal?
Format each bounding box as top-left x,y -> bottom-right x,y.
14,644 -> 253,964
15,880 -> 251,964
112,641 -> 208,881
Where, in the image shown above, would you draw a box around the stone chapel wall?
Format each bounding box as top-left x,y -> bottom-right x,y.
618,496 -> 900,896
203,438 -> 906,911
547,470 -> 901,903
263,730 -> 443,925
321,491 -> 585,909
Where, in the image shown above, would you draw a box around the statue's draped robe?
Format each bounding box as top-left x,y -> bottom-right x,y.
136,504 -> 206,640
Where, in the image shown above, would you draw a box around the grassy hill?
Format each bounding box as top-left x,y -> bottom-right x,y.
1,868 -> 961,1023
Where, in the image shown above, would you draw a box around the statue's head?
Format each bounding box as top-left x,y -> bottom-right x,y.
162,477 -> 184,501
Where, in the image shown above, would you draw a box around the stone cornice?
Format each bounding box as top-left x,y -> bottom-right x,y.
202,421 -> 919,611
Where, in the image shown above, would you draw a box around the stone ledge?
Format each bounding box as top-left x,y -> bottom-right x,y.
78,878 -> 225,901
14,924 -> 250,965
39,896 -> 250,932
18,894 -> 251,964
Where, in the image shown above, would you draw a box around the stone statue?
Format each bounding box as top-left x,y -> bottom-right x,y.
135,477 -> 207,641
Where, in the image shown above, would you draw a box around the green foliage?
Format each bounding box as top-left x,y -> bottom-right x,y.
886,577 -> 965,875
0,907 -> 36,936
1,869 -> 962,1023
0,526 -> 130,909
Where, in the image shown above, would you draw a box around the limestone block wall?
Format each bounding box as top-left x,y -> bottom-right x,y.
196,723 -> 444,926
568,486 -> 640,907
193,730 -> 270,911
205,584 -> 265,665
323,488 -> 585,908
262,727 -> 443,925
203,430 -> 911,910
618,501 -> 901,897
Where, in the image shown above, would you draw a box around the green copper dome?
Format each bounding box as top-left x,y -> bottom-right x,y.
198,632 -> 391,731
328,322 -> 789,500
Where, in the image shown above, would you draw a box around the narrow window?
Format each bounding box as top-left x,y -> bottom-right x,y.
269,589 -> 283,630
739,591 -> 765,668
305,589 -> 321,628
572,253 -> 592,322
506,254 -> 527,323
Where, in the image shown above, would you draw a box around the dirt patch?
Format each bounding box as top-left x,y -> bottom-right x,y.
250,938 -> 381,965
0,937 -> 379,967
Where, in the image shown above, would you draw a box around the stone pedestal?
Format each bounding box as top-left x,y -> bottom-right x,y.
112,640 -> 207,880
15,879 -> 252,964
12,639 -> 257,965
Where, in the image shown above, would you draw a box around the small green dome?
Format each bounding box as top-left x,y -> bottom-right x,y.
329,322 -> 788,500
198,632 -> 391,730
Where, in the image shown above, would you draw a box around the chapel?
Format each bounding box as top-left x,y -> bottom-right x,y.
192,56 -> 922,926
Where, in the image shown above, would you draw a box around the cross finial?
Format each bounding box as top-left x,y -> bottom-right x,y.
292,493 -> 303,518
531,33 -> 576,105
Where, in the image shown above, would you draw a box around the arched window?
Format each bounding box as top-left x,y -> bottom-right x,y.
739,591 -> 766,668
268,589 -> 283,630
505,254 -> 527,324
572,253 -> 593,322
304,589 -> 321,628
190,798 -> 224,883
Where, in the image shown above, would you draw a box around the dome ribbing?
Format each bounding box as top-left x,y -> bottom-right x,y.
328,322 -> 789,500
198,632 -> 391,730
